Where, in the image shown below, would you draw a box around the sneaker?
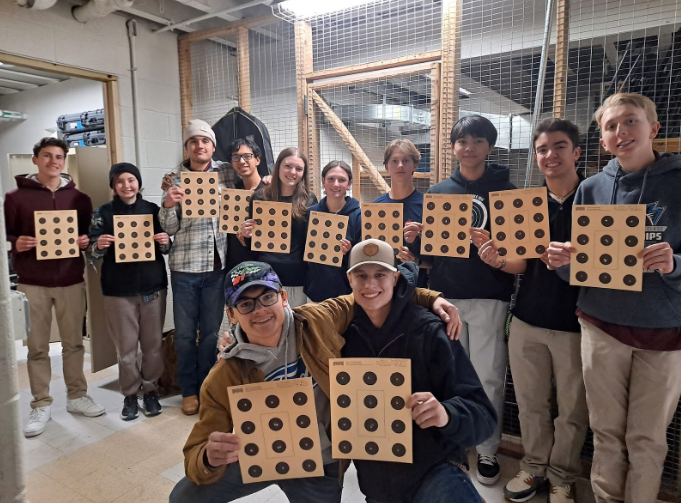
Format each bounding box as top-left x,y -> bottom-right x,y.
476,454 -> 501,485
549,485 -> 575,503
24,406 -> 51,438
66,395 -> 106,417
121,395 -> 139,421
142,392 -> 163,417
504,470 -> 549,502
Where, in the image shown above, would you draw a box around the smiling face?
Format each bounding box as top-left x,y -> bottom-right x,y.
227,285 -> 288,347
385,150 -> 417,182
231,144 -> 260,178
599,104 -> 660,171
347,264 -> 399,325
322,166 -> 350,201
186,135 -> 216,167
278,155 -> 305,193
534,131 -> 581,180
452,134 -> 493,172
32,145 -> 66,180
114,173 -> 140,203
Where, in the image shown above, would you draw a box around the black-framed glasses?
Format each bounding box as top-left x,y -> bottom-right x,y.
231,153 -> 254,162
234,290 -> 280,314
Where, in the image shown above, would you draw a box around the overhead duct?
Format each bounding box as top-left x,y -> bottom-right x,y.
14,0 -> 58,10
330,103 -> 432,130
72,0 -> 134,23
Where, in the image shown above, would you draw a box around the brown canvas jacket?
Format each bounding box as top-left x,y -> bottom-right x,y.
183,288 -> 442,485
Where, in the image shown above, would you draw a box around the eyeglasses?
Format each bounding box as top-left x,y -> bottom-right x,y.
234,290 -> 280,314
231,154 -> 254,162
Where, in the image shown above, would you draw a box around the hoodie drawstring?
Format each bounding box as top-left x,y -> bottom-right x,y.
638,167 -> 649,204
610,161 -> 650,205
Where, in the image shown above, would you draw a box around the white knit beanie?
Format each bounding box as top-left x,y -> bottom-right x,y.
183,119 -> 216,147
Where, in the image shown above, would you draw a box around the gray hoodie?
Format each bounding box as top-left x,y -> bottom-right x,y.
558,153 -> 681,328
220,306 -> 334,464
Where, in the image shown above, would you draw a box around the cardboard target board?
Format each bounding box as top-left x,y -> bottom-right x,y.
228,378 -> 324,483
113,215 -> 155,263
35,210 -> 79,260
251,201 -> 292,254
489,187 -> 550,260
181,171 -> 219,219
330,358 -> 413,464
570,204 -> 646,292
421,194 -> 473,258
361,203 -> 403,253
220,189 -> 254,234
304,211 -> 349,267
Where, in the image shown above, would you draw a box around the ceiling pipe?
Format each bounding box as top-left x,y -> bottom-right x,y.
14,0 -> 58,10
154,0 -> 273,34
73,0 -> 134,23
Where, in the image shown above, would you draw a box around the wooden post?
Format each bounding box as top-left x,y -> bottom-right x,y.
237,27 -> 251,113
311,90 -> 389,194
553,0 -> 570,117
103,80 -> 123,164
178,38 -> 193,129
307,88 -> 321,197
352,157 -> 362,202
295,21 -> 313,188
430,63 -> 441,186
440,0 -> 462,181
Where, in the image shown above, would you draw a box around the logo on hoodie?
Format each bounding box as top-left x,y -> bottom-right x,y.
645,201 -> 667,243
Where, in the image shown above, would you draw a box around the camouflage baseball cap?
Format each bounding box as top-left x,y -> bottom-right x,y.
225,261 -> 282,307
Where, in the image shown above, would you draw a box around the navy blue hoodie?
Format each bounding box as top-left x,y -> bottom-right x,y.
342,262 -> 497,502
425,163 -> 516,300
304,196 -> 362,301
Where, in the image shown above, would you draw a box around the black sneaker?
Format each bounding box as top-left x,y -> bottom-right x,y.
476,454 -> 501,485
121,395 -> 139,421
143,392 -> 163,417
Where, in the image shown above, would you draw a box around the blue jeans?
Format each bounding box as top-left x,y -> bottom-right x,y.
170,462 -> 343,503
366,463 -> 484,503
171,269 -> 226,397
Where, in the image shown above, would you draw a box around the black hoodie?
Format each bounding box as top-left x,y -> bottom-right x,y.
426,163 -> 516,300
342,262 -> 497,502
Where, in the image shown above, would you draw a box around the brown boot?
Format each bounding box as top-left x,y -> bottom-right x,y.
182,395 -> 199,416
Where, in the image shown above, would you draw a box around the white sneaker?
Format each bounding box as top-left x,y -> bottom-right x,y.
66,395 -> 106,417
549,485 -> 575,503
24,406 -> 51,438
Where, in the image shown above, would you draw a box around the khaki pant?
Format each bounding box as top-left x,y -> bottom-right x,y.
103,291 -> 167,397
18,282 -> 87,408
580,318 -> 681,503
449,298 -> 508,456
509,316 -> 589,486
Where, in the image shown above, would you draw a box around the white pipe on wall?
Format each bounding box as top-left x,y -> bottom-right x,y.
72,0 -> 134,23
0,179 -> 27,503
126,19 -> 143,168
14,0 -> 58,10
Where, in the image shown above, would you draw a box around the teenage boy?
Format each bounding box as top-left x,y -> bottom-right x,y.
4,137 -> 105,438
169,261 -> 456,502
373,139 -> 428,286
406,115 -> 516,484
159,119 -> 238,415
224,139 -> 265,273
476,119 -> 588,503
548,93 -> 681,503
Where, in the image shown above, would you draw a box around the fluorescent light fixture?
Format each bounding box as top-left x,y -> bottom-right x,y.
459,88 -> 472,95
278,0 -> 392,18
0,62 -> 4,66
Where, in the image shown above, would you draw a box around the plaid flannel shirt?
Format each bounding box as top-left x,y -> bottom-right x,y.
158,159 -> 238,273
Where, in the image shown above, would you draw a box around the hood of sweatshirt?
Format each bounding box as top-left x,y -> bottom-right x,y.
315,195 -> 360,216
16,173 -> 75,191
601,152 -> 681,204
449,162 -> 511,195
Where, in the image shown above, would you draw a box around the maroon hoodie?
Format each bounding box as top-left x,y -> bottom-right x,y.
4,174 -> 92,287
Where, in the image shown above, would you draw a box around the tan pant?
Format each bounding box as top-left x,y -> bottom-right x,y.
580,318 -> 681,503
18,282 -> 87,408
509,316 -> 589,486
103,291 -> 167,397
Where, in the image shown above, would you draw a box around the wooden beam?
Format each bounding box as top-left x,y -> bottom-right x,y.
430,63 -> 441,186
178,14 -> 277,44
653,138 -> 681,152
439,0 -> 462,181
178,39 -> 193,130
103,81 -> 123,164
307,88 -> 321,197
237,27 -> 251,113
309,62 -> 436,91
295,22 -> 313,172
553,0 -> 570,117
306,51 -> 441,81
0,52 -> 116,82
311,90 -> 389,194
352,157 -> 362,202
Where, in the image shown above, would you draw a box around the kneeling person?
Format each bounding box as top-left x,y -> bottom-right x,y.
170,261 -> 451,503
342,239 -> 497,503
